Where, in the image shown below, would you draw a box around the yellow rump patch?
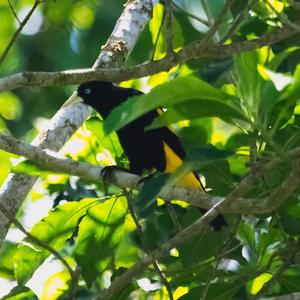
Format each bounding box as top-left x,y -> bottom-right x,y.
163,142 -> 203,190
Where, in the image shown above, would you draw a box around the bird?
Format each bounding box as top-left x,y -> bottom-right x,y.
63,80 -> 226,230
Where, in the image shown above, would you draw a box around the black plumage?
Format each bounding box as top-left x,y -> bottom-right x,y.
71,80 -> 226,230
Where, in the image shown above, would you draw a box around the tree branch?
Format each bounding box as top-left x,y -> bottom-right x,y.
7,0 -> 21,24
200,0 -> 233,44
0,202 -> 79,299
0,0 -> 158,245
1,18 -> 300,92
97,161 -> 300,299
0,0 -> 41,66
125,192 -> 173,299
260,293 -> 300,300
165,0 -> 173,54
1,132 -> 300,215
220,0 -> 257,42
172,1 -> 209,27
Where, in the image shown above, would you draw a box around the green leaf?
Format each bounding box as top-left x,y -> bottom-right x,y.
171,98 -> 244,124
161,146 -> 233,195
225,132 -> 257,150
281,215 -> 300,236
149,3 -> 184,60
134,173 -> 169,218
237,223 -> 255,254
179,283 -> 240,300
201,159 -> 233,196
258,81 -> 281,126
85,115 -> 123,157
268,47 -> 299,71
0,241 -> 18,279
2,286 -> 38,300
279,64 -> 300,104
201,0 -> 233,36
279,273 -> 300,293
14,199 -> 96,285
141,204 -> 182,250
237,223 -> 282,268
0,92 -> 22,120
146,109 -> 184,130
178,207 -> 228,266
179,118 -> 213,148
234,50 -> 265,115
74,196 -> 127,287
104,76 -> 247,134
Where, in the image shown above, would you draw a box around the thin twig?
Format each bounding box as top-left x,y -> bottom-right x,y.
166,202 -> 181,231
221,0 -> 257,42
165,0 -> 173,54
7,0 -> 21,24
264,0 -> 300,30
172,1 -> 209,27
201,0 -> 233,45
99,164 -> 268,299
0,202 -> 79,298
252,250 -> 297,299
124,191 -> 174,300
201,218 -> 241,299
164,241 -> 241,277
0,0 -> 41,66
1,133 -> 300,214
289,0 -> 300,10
2,18 -> 300,92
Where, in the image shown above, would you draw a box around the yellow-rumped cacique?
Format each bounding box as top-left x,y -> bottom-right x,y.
63,80 -> 226,230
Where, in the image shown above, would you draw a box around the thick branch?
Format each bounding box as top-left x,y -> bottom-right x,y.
0,0 -> 158,245
1,133 -> 300,215
1,19 -> 300,92
97,162 -> 300,299
260,293 -> 300,300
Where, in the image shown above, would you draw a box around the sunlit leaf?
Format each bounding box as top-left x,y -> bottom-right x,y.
14,199 -> 97,285
2,286 -> 38,300
104,76 -> 247,134
41,271 -> 70,300
0,241 -> 18,279
74,196 -> 127,287
0,92 -> 22,120
71,3 -> 95,29
179,283 -> 240,300
85,115 -> 123,158
250,273 -> 272,294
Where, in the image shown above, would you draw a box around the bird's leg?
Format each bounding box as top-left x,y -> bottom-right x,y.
100,165 -> 133,194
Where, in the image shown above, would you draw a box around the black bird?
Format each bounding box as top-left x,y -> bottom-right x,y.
63,80 -> 226,230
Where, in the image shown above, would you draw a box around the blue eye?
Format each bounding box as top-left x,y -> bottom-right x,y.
85,88 -> 91,95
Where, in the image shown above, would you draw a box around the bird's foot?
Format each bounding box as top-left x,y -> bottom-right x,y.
100,166 -> 131,194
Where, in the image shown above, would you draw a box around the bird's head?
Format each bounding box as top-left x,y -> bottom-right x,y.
62,80 -> 115,116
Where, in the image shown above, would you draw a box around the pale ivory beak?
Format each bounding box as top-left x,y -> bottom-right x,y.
62,91 -> 83,108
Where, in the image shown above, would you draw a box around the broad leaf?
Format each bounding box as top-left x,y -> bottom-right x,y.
179,283 -> 240,300
178,207 -> 228,266
0,241 -> 18,279
14,199 -> 97,285
104,76 -> 247,134
234,49 -> 266,117
74,196 -> 127,287
85,115 -> 123,158
2,286 -> 38,300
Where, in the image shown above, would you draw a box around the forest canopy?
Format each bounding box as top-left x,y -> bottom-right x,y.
1,0 -> 300,299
